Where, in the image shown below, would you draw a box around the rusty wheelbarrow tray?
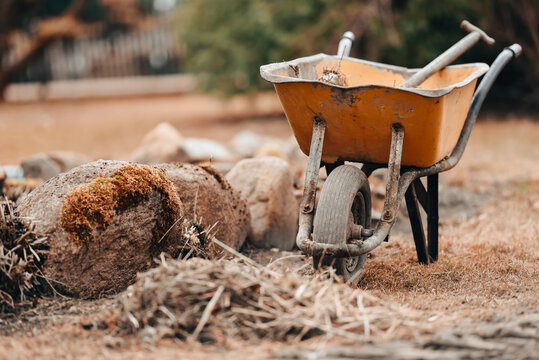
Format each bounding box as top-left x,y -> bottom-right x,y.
261,54 -> 488,168
260,44 -> 522,284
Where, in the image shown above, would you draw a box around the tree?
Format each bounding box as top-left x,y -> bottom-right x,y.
0,0 -> 93,98
174,0 -> 537,106
173,0 -> 395,94
0,0 -> 156,99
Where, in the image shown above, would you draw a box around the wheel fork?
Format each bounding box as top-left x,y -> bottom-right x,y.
296,119 -> 405,258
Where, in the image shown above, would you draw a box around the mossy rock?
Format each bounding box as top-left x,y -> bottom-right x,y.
60,164 -> 179,245
17,160 -> 183,299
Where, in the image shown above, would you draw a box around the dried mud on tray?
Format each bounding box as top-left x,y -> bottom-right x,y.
112,250 -> 417,344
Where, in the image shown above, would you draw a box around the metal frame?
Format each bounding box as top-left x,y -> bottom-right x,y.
296,45 -> 521,262
403,175 -> 439,263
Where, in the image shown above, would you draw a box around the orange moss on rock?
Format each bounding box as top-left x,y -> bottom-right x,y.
60,164 -> 181,245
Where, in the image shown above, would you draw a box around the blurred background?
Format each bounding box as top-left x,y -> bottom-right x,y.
0,0 -> 537,107
0,0 -> 536,172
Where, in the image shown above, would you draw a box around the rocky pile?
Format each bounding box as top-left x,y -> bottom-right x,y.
10,124 -> 309,300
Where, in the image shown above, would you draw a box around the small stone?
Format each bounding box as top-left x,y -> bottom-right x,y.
283,136 -> 309,165
182,138 -> 233,162
140,326 -> 157,343
254,143 -> 287,159
21,153 -> 61,180
48,151 -> 91,173
132,122 -> 188,164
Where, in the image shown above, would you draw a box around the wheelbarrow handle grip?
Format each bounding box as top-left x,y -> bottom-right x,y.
402,20 -> 495,88
450,44 -> 522,164
507,43 -> 522,57
460,20 -> 495,46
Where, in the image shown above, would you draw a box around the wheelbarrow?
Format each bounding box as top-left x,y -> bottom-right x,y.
260,34 -> 522,284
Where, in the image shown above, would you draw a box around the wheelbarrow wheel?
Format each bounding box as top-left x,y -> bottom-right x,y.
312,165 -> 371,285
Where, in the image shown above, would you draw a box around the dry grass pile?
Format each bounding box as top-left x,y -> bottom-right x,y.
114,254 -> 412,344
0,198 -> 50,313
362,182 -> 538,314
1,178 -> 41,204
176,218 -> 221,259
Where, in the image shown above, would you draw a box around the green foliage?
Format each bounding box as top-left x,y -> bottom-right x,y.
380,0 -> 482,67
175,0 -> 536,104
381,0 -> 537,105
174,0 -> 351,94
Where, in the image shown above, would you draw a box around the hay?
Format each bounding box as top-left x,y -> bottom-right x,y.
170,216 -> 222,259
0,198 -> 50,313
114,253 -> 408,344
2,178 -> 41,204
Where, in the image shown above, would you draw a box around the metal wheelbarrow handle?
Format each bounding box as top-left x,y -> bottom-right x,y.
408,43 -> 523,180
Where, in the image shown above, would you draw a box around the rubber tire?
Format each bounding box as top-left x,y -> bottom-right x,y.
312,165 -> 371,285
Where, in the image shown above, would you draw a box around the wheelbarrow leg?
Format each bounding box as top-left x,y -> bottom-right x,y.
296,116 -> 326,252
405,175 -> 439,264
300,116 -> 326,214
427,174 -> 439,262
405,181 -> 429,264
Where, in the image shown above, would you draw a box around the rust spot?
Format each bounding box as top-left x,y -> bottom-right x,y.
329,88 -> 361,105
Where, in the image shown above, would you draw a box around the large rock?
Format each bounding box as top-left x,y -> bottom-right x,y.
156,163 -> 249,251
17,160 -> 183,298
226,157 -> 298,250
132,122 -> 188,164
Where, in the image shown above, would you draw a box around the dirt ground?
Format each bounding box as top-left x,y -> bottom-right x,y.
0,93 -> 286,164
0,94 -> 537,359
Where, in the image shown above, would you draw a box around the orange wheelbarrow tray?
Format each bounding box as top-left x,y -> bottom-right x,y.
259,45 -> 522,284
260,54 -> 488,167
